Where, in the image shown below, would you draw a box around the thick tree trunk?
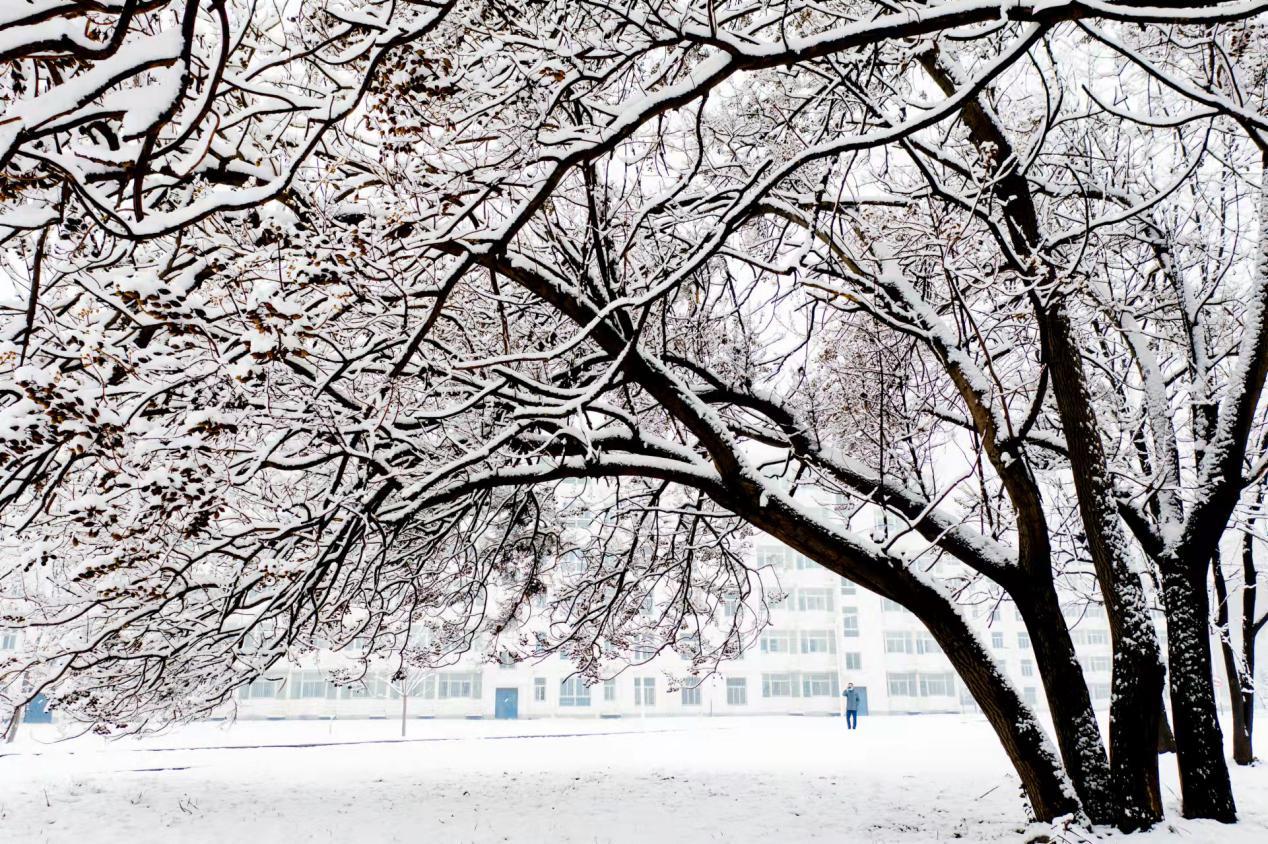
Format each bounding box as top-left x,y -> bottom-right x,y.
738,497 -> 1084,824
1016,584 -> 1117,825
902,577 -> 1084,824
1105,623 -> 1166,827
1159,559 -> 1237,821
1043,302 -> 1165,830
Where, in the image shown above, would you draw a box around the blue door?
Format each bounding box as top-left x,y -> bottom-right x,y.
855,686 -> 870,716
23,693 -> 52,724
495,687 -> 518,719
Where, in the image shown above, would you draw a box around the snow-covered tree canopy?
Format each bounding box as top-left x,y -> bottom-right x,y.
4,0 -> 1268,826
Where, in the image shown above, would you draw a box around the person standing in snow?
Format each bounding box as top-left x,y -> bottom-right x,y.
842,683 -> 861,730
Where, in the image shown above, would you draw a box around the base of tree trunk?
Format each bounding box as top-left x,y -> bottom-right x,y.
1161,562 -> 1238,822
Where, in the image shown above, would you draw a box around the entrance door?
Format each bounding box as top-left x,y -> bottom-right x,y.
854,686 -> 869,716
23,693 -> 52,724
495,687 -> 519,720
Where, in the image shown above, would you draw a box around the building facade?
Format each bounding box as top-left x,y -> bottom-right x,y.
224,537 -> 1123,721
0,539 -> 1239,723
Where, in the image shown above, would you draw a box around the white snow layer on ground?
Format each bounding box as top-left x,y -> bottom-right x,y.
0,715 -> 1265,843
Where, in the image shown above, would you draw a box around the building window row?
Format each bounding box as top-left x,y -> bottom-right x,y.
1070,629 -> 1111,646
761,671 -> 839,698
883,631 -> 942,656
634,677 -> 656,706
759,630 -> 836,655
560,676 -> 590,706
886,671 -> 956,698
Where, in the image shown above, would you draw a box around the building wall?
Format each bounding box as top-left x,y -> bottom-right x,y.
0,542 -> 1240,723
224,538 -> 1121,720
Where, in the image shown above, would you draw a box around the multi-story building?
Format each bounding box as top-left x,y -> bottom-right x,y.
0,540 -> 1247,723
223,535 -> 1126,721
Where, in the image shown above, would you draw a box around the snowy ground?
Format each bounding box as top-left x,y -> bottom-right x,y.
1,715 -> 1265,843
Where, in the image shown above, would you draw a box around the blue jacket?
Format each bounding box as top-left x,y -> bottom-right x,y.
843,688 -> 861,710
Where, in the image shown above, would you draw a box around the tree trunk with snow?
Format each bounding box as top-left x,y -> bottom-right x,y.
735,495 -> 1084,824
1159,557 -> 1237,821
1013,582 -> 1118,824
1041,301 -> 1166,829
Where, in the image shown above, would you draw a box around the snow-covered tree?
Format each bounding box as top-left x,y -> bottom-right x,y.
5,0 -> 1268,829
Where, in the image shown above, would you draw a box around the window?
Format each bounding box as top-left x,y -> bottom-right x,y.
726,678 -> 748,705
534,678 -> 547,702
1020,659 -> 1035,678
797,588 -> 833,612
844,652 -> 862,671
438,672 -> 482,699
561,511 -> 592,531
723,597 -> 739,618
881,598 -> 906,613
799,630 -> 834,655
641,594 -> 655,615
604,678 -> 616,701
756,547 -> 789,569
841,607 -> 860,638
1087,656 -> 1111,673
680,679 -> 702,706
1024,687 -> 1038,705
631,644 -> 657,662
634,677 -> 655,706
1017,632 -> 1031,649
760,631 -> 795,654
887,672 -> 917,697
1090,683 -> 1112,700
294,670 -> 331,699
762,673 -> 796,698
240,677 -> 281,700
560,676 -> 591,706
339,677 -> 384,700
1072,628 -> 1110,646
919,672 -> 955,697
914,632 -> 941,655
802,672 -> 839,697
678,635 -> 702,659
341,675 -> 387,699
0,632 -> 16,650
840,579 -> 857,596
991,632 -> 1005,649
559,549 -> 587,575
884,631 -> 913,655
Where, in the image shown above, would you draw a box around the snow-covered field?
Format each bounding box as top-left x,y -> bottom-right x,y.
1,715 -> 1265,843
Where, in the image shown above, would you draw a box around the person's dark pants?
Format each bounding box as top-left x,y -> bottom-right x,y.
846,709 -> 858,729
